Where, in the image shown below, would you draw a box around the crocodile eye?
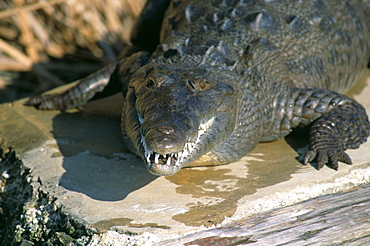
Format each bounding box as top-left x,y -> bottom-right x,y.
146,75 -> 166,88
147,78 -> 155,87
188,77 -> 213,91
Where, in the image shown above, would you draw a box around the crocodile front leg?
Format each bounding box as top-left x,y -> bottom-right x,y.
25,51 -> 149,110
24,62 -> 118,110
269,87 -> 370,170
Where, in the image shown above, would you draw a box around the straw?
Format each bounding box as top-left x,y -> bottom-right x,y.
0,0 -> 145,72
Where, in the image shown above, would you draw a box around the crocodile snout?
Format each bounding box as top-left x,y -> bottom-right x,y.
144,125 -> 187,154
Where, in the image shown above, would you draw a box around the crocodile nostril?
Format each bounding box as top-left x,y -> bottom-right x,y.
145,132 -> 185,154
157,126 -> 175,135
144,125 -> 186,154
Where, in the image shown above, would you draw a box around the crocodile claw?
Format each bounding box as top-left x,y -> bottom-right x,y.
24,95 -> 53,109
304,149 -> 352,170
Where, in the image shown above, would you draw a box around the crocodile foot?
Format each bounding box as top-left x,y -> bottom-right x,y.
304,147 -> 352,171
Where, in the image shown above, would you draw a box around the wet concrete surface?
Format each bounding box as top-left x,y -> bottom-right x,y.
1,70 -> 370,243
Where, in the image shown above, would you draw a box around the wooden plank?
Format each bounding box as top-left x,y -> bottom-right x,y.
158,185 -> 370,245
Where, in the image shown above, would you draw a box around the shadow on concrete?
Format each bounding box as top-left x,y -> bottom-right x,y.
51,94 -> 157,201
49,93 -> 309,204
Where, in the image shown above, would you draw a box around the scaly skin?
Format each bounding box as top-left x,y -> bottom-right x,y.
26,0 -> 370,176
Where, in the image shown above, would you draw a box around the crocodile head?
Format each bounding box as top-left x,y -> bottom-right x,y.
122,63 -> 238,176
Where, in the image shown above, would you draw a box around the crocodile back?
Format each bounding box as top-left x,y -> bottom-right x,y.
156,0 -> 370,93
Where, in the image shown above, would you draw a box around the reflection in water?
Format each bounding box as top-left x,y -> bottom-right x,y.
167,138 -> 302,227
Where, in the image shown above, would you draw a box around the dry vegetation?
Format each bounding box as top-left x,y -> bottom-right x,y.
0,0 -> 145,102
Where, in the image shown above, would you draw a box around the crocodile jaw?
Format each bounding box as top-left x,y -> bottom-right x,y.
141,117 -> 215,176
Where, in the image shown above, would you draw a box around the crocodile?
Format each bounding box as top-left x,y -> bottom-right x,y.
25,0 -> 370,176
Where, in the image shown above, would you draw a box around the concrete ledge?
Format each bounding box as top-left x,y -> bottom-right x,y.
1,70 -> 369,244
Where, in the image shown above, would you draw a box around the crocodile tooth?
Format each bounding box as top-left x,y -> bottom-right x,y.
183,147 -> 188,157
166,157 -> 172,166
187,143 -> 194,153
155,153 -> 160,163
185,143 -> 190,151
